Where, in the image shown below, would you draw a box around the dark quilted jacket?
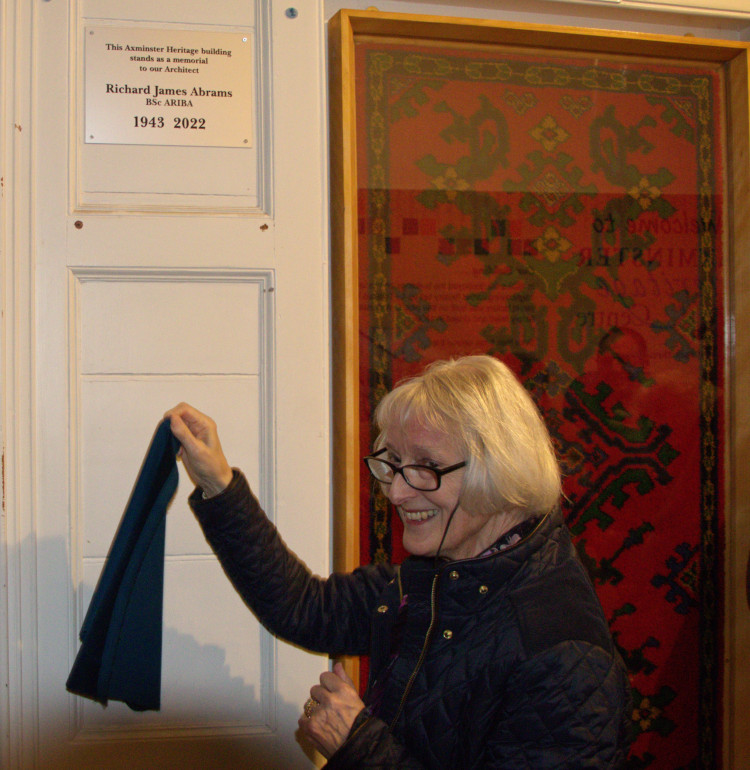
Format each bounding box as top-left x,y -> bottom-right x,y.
191,471 -> 633,769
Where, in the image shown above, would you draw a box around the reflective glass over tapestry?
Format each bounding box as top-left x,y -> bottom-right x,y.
355,40 -> 725,770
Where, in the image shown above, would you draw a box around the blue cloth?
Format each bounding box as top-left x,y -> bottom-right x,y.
66,419 -> 180,711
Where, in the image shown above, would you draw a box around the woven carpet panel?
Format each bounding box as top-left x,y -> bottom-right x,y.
354,40 -> 725,770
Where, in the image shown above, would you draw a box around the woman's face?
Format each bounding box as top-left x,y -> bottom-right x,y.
382,420 -> 508,561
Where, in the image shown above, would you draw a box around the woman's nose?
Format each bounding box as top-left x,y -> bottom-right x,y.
386,472 -> 416,505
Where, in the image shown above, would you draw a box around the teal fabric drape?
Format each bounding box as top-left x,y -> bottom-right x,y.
67,419 -> 180,711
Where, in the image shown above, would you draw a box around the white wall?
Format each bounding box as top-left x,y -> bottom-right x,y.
325,0 -> 750,38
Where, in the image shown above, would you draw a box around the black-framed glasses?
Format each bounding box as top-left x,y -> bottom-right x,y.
363,448 -> 466,492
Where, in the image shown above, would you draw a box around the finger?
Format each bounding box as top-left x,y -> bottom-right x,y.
297,716 -> 326,755
180,408 -> 212,437
163,402 -> 197,423
166,412 -> 203,453
174,405 -> 209,435
318,673 -> 336,693
310,683 -> 329,705
166,405 -> 218,453
319,669 -> 354,695
162,403 -> 181,421
332,661 -> 356,688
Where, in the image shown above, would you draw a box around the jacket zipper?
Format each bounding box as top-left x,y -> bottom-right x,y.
384,510 -> 553,733
388,570 -> 440,733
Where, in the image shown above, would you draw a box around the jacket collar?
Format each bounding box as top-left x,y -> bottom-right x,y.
399,506 -> 564,587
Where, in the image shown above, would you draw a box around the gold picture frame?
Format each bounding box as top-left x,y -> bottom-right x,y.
328,9 -> 749,766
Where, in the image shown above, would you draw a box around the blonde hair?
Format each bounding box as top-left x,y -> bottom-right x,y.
373,356 -> 561,517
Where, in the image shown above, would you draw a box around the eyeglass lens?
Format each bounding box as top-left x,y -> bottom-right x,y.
366,458 -> 440,491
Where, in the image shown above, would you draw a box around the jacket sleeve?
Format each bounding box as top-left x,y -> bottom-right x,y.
324,713 -> 427,770
189,470 -> 395,656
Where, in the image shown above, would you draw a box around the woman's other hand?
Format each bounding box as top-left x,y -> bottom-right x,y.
298,662 -> 365,758
164,403 -> 233,498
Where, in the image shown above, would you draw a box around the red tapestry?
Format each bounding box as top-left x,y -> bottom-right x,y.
355,40 -> 725,769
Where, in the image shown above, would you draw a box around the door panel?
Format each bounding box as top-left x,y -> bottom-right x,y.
24,0 -> 329,766
75,0 -> 265,214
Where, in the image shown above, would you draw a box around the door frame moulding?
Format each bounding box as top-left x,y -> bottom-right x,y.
1,0 -> 40,767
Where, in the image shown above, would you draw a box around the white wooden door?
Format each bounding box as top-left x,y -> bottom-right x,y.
2,0 -> 330,767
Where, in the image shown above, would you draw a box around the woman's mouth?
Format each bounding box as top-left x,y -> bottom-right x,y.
399,507 -> 439,523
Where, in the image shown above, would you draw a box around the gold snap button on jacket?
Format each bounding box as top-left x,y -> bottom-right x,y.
377,605 -> 389,613
449,570 -> 460,580
479,585 -> 489,594
443,629 -> 453,640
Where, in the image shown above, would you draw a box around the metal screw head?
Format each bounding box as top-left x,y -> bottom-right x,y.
285,7 -> 298,18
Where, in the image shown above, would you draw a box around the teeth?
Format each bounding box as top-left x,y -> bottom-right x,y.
400,508 -> 438,522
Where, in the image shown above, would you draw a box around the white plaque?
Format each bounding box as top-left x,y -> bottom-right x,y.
85,27 -> 253,148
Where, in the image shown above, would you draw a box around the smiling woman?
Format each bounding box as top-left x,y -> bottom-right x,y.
372,356 -> 561,516
365,357 -> 561,562
164,354 -> 633,768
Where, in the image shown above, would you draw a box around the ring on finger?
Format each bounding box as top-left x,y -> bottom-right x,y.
304,696 -> 320,719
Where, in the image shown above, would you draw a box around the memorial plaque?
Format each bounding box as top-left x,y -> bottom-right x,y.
85,27 -> 253,148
